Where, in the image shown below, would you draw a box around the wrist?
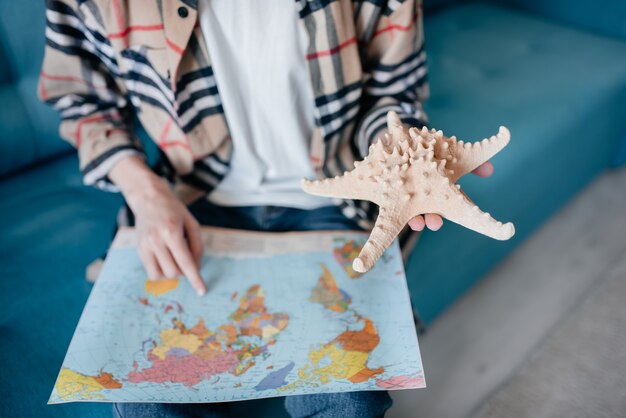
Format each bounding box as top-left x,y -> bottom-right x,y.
109,156 -> 166,210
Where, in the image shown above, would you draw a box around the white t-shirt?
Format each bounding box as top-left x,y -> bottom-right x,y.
198,0 -> 331,209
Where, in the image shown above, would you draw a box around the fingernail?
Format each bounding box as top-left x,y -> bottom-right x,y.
197,288 -> 206,296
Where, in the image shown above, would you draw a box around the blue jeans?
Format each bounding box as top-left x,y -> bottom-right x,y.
113,201 -> 393,418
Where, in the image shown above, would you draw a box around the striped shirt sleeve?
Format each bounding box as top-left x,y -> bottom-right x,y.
38,0 -> 144,191
355,0 -> 430,157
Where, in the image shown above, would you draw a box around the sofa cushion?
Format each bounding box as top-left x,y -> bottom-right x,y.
0,156 -> 121,417
406,2 -> 626,323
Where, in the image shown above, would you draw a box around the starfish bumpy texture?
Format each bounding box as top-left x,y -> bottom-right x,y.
302,111 -> 515,273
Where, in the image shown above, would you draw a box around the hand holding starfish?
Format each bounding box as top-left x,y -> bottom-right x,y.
302,111 -> 515,273
408,161 -> 494,232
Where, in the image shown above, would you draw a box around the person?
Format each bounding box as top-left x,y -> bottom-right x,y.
40,0 -> 493,416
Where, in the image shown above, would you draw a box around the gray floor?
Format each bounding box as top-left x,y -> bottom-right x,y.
476,253 -> 626,418
388,167 -> 626,418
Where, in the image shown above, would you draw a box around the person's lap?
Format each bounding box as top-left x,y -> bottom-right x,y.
186,198 -> 364,232
114,198 -> 392,418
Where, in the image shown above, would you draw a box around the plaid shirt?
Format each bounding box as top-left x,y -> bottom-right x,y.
39,0 -> 429,226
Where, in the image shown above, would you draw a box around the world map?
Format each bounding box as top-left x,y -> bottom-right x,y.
50,229 -> 425,403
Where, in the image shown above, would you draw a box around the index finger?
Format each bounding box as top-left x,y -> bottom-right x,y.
168,234 -> 207,296
184,213 -> 203,268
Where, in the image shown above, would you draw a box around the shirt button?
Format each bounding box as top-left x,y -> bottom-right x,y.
177,6 -> 188,18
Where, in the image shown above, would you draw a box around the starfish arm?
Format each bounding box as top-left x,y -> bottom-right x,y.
302,138 -> 391,201
352,210 -> 405,273
300,172 -> 379,202
444,126 -> 510,181
434,184 -> 515,241
386,111 -> 412,147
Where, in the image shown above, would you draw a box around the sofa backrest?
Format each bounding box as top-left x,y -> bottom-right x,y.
1,0 -> 622,179
0,1 -> 71,179
424,0 -> 468,14
492,0 -> 626,41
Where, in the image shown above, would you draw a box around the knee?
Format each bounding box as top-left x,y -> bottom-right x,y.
285,391 -> 393,418
113,403 -> 230,418
113,403 -> 164,418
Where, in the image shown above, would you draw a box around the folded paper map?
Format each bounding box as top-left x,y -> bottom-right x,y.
49,227 -> 425,404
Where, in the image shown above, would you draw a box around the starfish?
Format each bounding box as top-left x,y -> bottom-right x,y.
301,111 -> 515,273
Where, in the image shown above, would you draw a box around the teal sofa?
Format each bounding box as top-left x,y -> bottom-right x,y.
1,1 -> 625,417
